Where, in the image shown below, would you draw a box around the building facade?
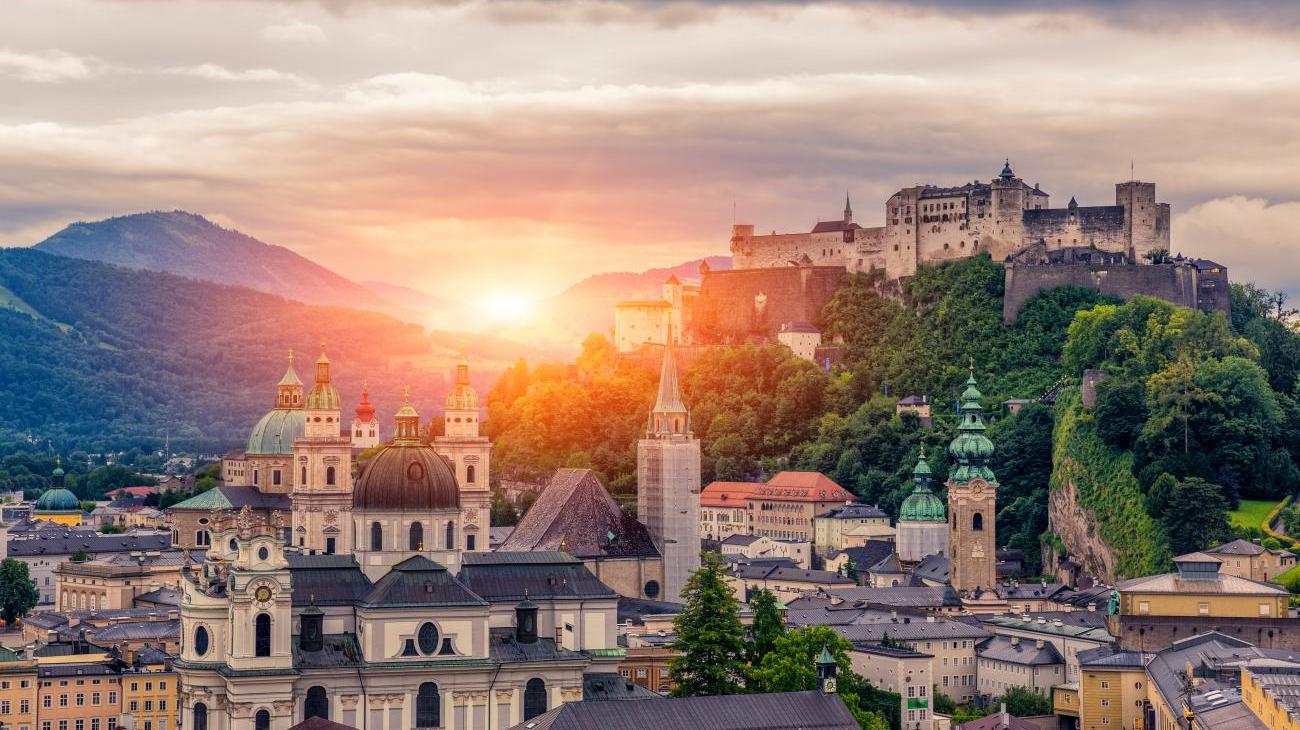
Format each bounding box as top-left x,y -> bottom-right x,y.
432,354 -> 492,553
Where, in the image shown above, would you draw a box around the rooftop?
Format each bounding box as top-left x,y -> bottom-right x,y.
976,635 -> 1064,666
509,690 -> 858,730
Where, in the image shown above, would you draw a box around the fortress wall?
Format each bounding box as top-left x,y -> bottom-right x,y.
687,266 -> 847,343
1003,263 -> 1230,322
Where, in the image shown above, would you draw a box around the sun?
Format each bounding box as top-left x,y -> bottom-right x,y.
480,291 -> 537,324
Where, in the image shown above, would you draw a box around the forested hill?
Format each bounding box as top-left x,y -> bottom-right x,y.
0,248 -> 535,452
486,255 -> 1300,577
34,211 -> 390,312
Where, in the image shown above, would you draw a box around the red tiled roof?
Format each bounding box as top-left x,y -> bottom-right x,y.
752,472 -> 855,502
105,486 -> 159,498
701,481 -> 761,508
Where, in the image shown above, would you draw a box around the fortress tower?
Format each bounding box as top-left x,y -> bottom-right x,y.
290,344 -> 354,555
946,364 -> 999,595
432,351 -> 491,552
636,332 -> 701,603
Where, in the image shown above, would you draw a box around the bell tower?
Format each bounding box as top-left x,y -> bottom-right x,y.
946,362 -> 999,595
433,349 -> 492,552
291,343 -> 354,555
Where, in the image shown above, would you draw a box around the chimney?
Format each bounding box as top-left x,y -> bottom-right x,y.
1087,603 -> 1097,613
1036,639 -> 1045,649
1010,636 -> 1019,646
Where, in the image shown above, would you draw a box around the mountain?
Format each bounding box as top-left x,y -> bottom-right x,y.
528,255 -> 731,345
361,280 -> 466,331
34,211 -> 391,312
0,247 -> 546,453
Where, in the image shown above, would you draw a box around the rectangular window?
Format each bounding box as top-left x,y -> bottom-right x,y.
92,693 -> 100,705
59,695 -> 68,707
75,721 -> 84,730
92,722 -> 100,730
76,693 -> 84,706
0,701 -> 8,714
108,692 -> 117,704
1260,603 -> 1272,616
1100,681 -> 1110,689
1198,602 -> 1210,615
129,701 -> 138,712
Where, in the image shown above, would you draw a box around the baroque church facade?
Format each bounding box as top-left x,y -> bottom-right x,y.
174,348 -> 620,730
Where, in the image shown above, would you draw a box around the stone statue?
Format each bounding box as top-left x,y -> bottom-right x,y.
1108,589 -> 1120,616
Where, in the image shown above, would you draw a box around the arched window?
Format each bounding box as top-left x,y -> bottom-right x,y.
304,686 -> 328,720
301,466 -> 307,484
193,703 -> 208,730
326,466 -> 336,486
466,464 -> 476,484
371,521 -> 383,551
445,521 -> 455,550
255,613 -> 272,657
523,678 -> 548,720
196,530 -> 210,547
972,512 -> 984,531
194,626 -> 209,657
255,710 -> 270,730
416,683 -> 440,728
410,522 -> 424,551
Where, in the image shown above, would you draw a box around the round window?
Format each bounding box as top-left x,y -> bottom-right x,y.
408,462 -> 425,481
417,622 -> 439,655
644,580 -> 661,599
258,546 -> 270,561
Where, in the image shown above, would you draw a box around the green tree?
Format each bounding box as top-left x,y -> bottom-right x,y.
995,686 -> 1053,717
0,558 -> 39,624
751,625 -> 884,729
1093,378 -> 1148,450
490,491 -> 518,527
669,553 -> 749,696
747,588 -> 785,666
99,524 -> 126,534
1162,477 -> 1233,554
845,557 -> 859,582
70,550 -> 89,562
1145,472 -> 1178,518
932,687 -> 957,715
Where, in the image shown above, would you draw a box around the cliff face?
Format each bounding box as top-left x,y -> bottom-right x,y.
1046,390 -> 1170,583
1047,458 -> 1119,582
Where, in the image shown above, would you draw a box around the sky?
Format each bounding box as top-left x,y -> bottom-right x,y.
3,0 -> 1300,307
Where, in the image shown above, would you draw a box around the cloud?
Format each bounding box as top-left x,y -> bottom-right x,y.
0,49 -> 95,82
164,64 -> 306,84
261,19 -> 328,43
1176,197 -> 1300,294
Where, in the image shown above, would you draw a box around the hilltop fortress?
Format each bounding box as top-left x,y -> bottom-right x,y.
730,160 -> 1169,279
615,161 -> 1228,354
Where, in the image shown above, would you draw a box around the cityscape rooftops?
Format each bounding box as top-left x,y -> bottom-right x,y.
976,635 -> 1064,665
509,690 -> 858,730
752,472 -> 855,502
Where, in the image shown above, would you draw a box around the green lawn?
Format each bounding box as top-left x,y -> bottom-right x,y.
1275,563 -> 1300,592
1228,499 -> 1282,531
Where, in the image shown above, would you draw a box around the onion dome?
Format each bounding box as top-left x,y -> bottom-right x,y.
899,449 -> 945,522
999,158 -> 1014,179
36,488 -> 81,513
353,389 -> 459,511
948,364 -> 997,484
355,381 -> 376,423
306,343 -> 341,411
52,456 -> 65,485
445,349 -> 478,412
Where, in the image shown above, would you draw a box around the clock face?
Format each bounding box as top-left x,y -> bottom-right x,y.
255,586 -> 272,603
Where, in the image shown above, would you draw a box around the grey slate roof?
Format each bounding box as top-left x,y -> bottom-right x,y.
489,628 -> 588,663
7,532 -> 171,557
854,643 -> 932,659
828,541 -> 894,573
728,564 -> 854,585
723,534 -> 763,546
91,619 -> 179,642
500,469 -> 659,558
818,504 -> 888,520
582,672 -> 660,701
361,555 -> 487,608
1077,646 -> 1149,669
133,587 -> 181,607
820,584 -> 962,608
913,554 -> 949,583
955,712 -> 1042,730
976,635 -> 1064,666
832,618 -> 991,643
509,690 -> 858,730
286,553 -> 372,607
458,552 -> 617,602
618,597 -> 683,624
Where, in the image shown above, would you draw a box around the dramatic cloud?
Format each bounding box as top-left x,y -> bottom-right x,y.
1,0 -> 1298,306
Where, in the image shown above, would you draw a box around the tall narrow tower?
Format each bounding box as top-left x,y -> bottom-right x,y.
350,381 -> 380,449
637,332 -> 701,603
946,363 -> 999,594
291,344 -> 354,555
433,349 -> 492,552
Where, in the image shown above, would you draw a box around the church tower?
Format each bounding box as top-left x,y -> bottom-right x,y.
636,331 -> 701,603
946,364 -> 999,594
432,350 -> 491,552
350,381 -> 380,449
896,448 -> 948,563
291,344 -> 354,555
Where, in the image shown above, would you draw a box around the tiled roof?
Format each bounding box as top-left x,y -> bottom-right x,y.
955,712 -> 1042,730
458,553 -> 617,602
828,542 -> 895,572
134,587 -> 181,606
821,584 -> 962,608
166,485 -> 290,512
1116,571 -> 1287,595
91,619 -> 179,641
1077,646 -> 1149,669
752,472 -> 855,503
727,564 -> 853,585
817,504 -> 887,520
360,556 -> 486,608
7,532 -> 171,557
723,534 -> 763,546
510,690 -> 858,730
854,643 -> 932,659
811,220 -> 861,234
832,619 -> 991,643
499,469 -> 659,559
912,554 -> 949,583
582,672 -> 661,701
700,481 -> 761,508
976,635 -> 1064,665
286,553 -> 372,607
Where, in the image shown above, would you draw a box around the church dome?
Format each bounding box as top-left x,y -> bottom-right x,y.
353,444 -> 459,511
36,488 -> 81,513
899,451 -> 945,522
247,408 -> 306,455
355,383 -> 376,423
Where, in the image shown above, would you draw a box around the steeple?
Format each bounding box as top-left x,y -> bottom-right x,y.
277,349 -> 304,409
648,326 -> 689,437
305,342 -> 340,411
948,361 -> 996,484
52,456 -> 65,487
899,446 -> 945,522
843,192 -> 853,224
355,380 -> 375,423
999,158 -> 1015,179
393,386 -> 421,444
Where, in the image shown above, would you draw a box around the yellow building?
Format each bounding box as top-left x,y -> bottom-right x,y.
1241,664 -> 1300,730
1076,647 -> 1149,730
1204,539 -> 1297,584
54,550 -> 188,611
0,647 -> 38,730
120,651 -> 176,730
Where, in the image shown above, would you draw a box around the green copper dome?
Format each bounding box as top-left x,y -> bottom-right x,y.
36,488 -> 81,513
247,408 -> 306,455
305,347 -> 341,411
948,367 -> 996,484
899,451 -> 945,522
